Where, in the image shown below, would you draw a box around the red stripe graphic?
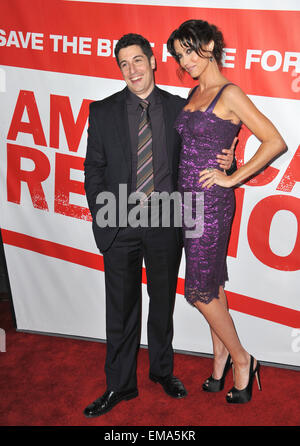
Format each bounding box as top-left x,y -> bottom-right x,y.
1,229 -> 104,272
2,229 -> 299,329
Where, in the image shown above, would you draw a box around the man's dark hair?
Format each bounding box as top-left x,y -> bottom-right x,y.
115,33 -> 153,65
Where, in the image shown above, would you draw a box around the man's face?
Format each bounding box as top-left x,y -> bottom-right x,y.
118,44 -> 155,98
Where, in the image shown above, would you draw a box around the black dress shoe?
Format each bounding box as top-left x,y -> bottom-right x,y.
149,374 -> 187,399
83,388 -> 138,418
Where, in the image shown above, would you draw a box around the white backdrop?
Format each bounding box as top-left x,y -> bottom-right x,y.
0,0 -> 299,368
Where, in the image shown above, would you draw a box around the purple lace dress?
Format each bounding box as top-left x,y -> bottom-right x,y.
175,84 -> 241,305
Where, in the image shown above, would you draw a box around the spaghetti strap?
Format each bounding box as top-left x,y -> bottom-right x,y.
206,83 -> 234,114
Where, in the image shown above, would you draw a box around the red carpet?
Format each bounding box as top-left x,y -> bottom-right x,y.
0,299 -> 299,427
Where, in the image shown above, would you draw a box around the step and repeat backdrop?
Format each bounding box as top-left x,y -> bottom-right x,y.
0,0 -> 299,367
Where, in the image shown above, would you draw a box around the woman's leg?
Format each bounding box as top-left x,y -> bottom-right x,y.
208,287 -> 230,379
194,293 -> 252,391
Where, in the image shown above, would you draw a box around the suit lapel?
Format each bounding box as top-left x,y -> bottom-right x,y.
111,86 -> 181,180
112,87 -> 132,173
158,87 -> 176,174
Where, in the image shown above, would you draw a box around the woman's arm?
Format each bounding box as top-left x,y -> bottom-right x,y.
199,85 -> 286,188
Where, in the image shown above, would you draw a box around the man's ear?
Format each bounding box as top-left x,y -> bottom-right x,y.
150,55 -> 156,70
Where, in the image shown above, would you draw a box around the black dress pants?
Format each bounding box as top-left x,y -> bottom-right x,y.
102,225 -> 182,392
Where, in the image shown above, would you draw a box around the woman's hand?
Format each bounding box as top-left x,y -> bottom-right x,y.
216,137 -> 237,171
199,168 -> 235,189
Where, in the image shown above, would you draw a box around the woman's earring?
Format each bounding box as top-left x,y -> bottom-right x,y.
209,56 -> 213,62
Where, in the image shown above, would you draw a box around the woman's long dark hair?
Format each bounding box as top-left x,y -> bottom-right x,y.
167,19 -> 225,66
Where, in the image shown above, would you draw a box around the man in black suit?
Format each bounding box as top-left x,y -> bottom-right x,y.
83,33 -> 234,417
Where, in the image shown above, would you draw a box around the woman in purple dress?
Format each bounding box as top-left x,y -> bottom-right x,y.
167,20 -> 285,404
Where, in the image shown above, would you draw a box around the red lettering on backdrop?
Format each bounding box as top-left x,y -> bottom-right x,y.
50,95 -> 92,152
5,90 -> 92,220
7,144 -> 50,210
55,152 -> 91,221
2,1 -> 299,99
248,195 -> 300,271
236,126 -> 279,186
276,145 -> 300,192
7,90 -> 47,146
228,188 -> 245,258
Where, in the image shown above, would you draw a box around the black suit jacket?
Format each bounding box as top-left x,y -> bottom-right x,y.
84,86 -> 185,252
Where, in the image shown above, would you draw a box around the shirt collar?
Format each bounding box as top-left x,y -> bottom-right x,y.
126,86 -> 159,110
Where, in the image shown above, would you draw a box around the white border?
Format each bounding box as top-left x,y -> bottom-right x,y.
65,0 -> 300,11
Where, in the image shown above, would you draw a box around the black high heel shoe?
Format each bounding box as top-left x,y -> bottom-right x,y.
226,355 -> 262,404
202,354 -> 232,392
